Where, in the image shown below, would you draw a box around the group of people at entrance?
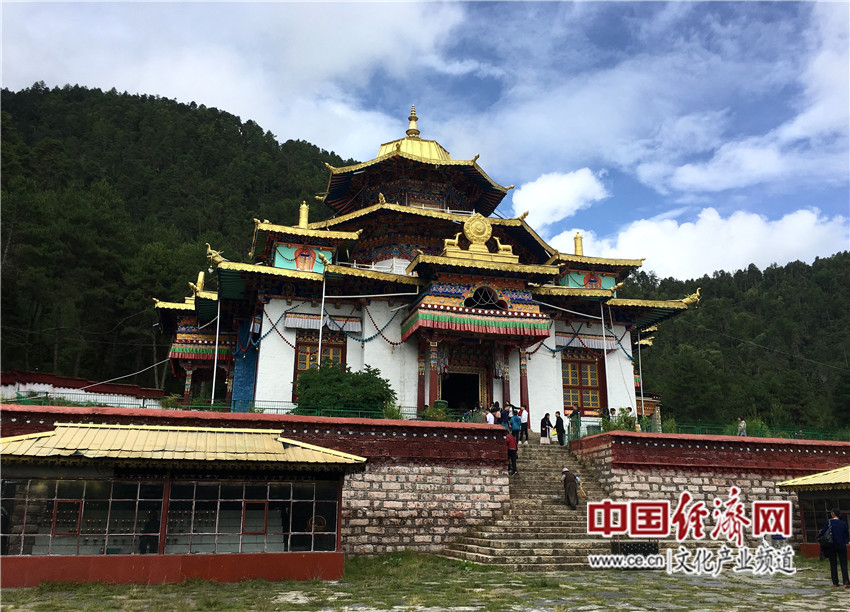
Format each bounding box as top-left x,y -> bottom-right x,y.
487,402 -> 530,444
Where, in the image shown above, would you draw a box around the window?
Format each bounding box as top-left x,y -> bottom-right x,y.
293,330 -> 346,400
561,351 -> 606,411
1,478 -> 339,556
464,286 -> 507,311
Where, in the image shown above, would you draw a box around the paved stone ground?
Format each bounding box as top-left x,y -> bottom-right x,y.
283,558 -> 849,611
3,555 -> 848,610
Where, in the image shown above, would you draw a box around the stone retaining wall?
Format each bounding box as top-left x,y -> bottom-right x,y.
342,465 -> 508,553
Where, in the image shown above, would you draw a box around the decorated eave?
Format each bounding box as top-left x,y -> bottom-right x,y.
311,203 -> 555,263
323,264 -> 423,286
249,217 -> 361,262
0,423 -> 367,473
319,107 -> 512,217
548,252 -> 645,281
531,285 -> 615,301
217,261 -> 323,300
406,253 -> 559,282
154,298 -> 196,330
401,304 -> 551,343
607,298 -> 690,331
777,465 -> 850,491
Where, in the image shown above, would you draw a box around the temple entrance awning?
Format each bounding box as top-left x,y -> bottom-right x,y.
401,305 -> 551,342
284,313 -> 362,333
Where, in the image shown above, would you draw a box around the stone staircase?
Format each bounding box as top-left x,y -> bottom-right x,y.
442,439 -> 615,571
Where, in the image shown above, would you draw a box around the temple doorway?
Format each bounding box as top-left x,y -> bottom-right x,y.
441,372 -> 479,418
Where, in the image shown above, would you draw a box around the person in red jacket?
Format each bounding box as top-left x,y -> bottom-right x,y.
506,431 -> 519,475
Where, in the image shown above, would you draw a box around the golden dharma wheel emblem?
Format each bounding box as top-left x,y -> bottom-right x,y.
464,213 -> 492,246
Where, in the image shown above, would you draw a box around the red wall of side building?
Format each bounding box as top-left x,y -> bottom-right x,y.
0,552 -> 344,588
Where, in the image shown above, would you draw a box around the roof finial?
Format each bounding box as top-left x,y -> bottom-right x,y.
406,105 -> 420,138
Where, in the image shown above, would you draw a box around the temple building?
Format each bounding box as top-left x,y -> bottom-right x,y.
154,107 -> 696,421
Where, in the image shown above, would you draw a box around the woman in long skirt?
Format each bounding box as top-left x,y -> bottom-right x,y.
540,413 -> 553,445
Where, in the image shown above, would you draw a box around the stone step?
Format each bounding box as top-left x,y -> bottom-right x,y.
442,442 -> 612,570
437,552 -> 592,572
453,538 -> 612,552
480,525 -> 590,535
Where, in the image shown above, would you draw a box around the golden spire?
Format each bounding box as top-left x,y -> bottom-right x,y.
298,200 -> 309,228
406,105 -> 420,139
574,232 -> 584,256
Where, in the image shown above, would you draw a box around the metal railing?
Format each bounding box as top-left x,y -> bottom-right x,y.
672,421 -> 850,441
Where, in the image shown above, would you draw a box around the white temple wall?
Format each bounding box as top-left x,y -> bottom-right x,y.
359,301 -> 419,408
491,380 -> 503,409
507,349 -> 520,406
526,326 -> 563,419
254,298 -> 299,404
604,324 -> 638,413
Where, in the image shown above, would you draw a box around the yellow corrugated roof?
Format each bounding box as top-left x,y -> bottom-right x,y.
777,465 -> 850,490
1,423 -> 366,470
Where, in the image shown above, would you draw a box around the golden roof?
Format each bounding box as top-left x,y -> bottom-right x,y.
777,465 -> 850,490
321,107 -> 512,216
1,423 -> 366,470
324,264 -> 423,286
607,298 -> 689,310
153,298 -> 196,311
546,252 -> 645,269
406,253 -> 559,277
377,107 -> 452,161
218,261 -> 323,282
531,286 -> 614,298
250,218 -> 362,259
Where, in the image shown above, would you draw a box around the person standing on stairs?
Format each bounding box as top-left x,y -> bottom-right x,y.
506,430 -> 519,475
519,405 -> 529,444
561,467 -> 579,509
540,413 -> 553,445
554,411 -> 566,446
510,408 -> 522,443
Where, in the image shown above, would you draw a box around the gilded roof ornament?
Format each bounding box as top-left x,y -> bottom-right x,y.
406,105 -> 420,138
188,271 -> 205,296
206,243 -> 228,267
437,213 -> 520,264
463,213 -> 493,252
682,288 -> 701,305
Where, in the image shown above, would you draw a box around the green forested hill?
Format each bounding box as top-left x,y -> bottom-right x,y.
1,83 -> 848,427
1,82 -> 351,389
623,254 -> 850,429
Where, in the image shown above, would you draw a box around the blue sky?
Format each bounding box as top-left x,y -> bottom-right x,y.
3,1 -> 848,280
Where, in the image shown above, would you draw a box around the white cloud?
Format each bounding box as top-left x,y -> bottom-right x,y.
550,208 -> 849,280
511,169 -> 609,230
662,2 -> 849,195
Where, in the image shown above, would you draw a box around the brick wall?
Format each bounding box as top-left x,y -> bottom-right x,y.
342,465 -> 508,553
1,404 -> 510,554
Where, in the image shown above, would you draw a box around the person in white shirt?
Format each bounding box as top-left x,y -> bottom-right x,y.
486,409 -> 495,425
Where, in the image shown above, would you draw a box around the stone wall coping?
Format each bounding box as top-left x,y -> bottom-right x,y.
0,404 -> 502,435
572,430 -> 850,453
571,430 -> 850,476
